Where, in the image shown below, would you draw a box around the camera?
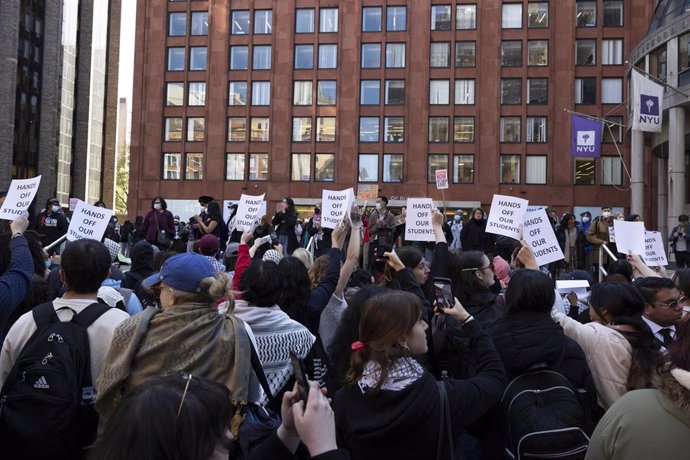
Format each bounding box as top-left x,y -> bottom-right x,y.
270,232 -> 279,245
374,229 -> 394,264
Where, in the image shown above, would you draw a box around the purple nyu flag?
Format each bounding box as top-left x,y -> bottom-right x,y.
571,114 -> 603,158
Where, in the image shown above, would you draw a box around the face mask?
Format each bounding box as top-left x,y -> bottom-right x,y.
454,216 -> 461,222
582,217 -> 590,223
375,203 -> 382,210
154,204 -> 161,210
602,211 -> 611,219
314,209 -> 321,215
616,216 -> 624,221
51,205 -> 60,213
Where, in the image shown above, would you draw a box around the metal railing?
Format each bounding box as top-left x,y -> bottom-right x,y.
598,243 -> 618,282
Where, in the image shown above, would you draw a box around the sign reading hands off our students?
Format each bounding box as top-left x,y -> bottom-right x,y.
67,200 -> 113,242
612,221 -> 646,256
0,176 -> 42,220
405,198 -> 435,242
233,194 -> 265,231
485,194 -> 529,240
644,231 -> 668,267
321,188 -> 354,229
523,208 -> 564,266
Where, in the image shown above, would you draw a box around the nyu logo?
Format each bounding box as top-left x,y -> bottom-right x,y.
640,94 -> 659,116
576,130 -> 596,153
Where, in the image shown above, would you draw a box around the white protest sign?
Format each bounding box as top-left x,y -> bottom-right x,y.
69,198 -> 79,212
485,194 -> 529,239
644,231 -> 668,266
0,176 -> 42,220
405,198 -> 435,242
321,188 -> 353,229
612,221 -> 645,255
556,280 -> 590,295
435,169 -> 449,190
233,194 -> 265,231
523,208 -> 564,266
66,200 -> 113,242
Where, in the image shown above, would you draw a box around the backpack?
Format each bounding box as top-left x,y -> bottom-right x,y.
499,366 -> 590,460
0,301 -> 110,460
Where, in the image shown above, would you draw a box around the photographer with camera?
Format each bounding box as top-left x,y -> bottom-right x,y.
367,196 -> 396,277
670,214 -> 690,268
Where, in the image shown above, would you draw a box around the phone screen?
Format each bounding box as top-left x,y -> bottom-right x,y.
289,351 -> 309,402
433,278 -> 453,310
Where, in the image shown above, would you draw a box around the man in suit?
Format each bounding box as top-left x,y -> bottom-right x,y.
634,277 -> 684,351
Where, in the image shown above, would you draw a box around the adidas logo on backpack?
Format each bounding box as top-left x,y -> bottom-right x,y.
33,376 -> 50,390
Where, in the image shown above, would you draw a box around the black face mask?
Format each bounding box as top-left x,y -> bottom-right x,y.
314,209 -> 321,214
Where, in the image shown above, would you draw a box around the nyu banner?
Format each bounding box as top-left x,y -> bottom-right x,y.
632,69 -> 664,132
570,115 -> 602,158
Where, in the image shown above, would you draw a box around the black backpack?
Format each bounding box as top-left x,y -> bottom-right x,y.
499,366 -> 590,460
0,301 -> 110,460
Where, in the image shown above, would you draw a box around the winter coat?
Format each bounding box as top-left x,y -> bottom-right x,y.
669,225 -> 690,253
586,216 -> 613,265
272,208 -> 298,254
140,209 -> 175,246
460,217 -> 495,254
36,210 -> 69,249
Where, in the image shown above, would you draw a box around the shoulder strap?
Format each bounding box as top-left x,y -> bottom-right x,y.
436,381 -> 454,460
248,335 -> 273,401
72,302 -> 111,328
32,302 -> 60,328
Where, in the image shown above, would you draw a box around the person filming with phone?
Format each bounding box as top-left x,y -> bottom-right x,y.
367,196 -> 396,278
670,214 -> 690,268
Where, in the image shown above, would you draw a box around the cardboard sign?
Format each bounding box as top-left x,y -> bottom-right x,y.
67,200 -> 113,242
612,221 -> 645,255
608,225 -> 616,243
0,176 -> 42,220
523,208 -> 564,266
435,169 -> 449,190
485,194 -> 529,239
69,198 -> 79,212
233,194 -> 265,231
356,184 -> 379,201
405,198 -> 435,242
644,231 -> 668,267
321,188 -> 354,229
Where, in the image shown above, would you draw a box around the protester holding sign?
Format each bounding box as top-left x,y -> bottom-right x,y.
272,197 -> 299,255
0,217 -> 33,335
36,198 -> 69,255
460,207 -> 495,254
140,196 -> 175,250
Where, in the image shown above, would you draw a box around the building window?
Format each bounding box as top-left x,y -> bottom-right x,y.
186,153 -> 203,180
186,117 -> 205,142
430,42 -> 451,68
315,154 -> 335,181
296,9 -> 315,33
603,116 -> 623,143
431,5 -> 451,31
453,155 -> 474,183
359,117 -> 379,142
167,47 -> 185,71
603,1 -> 623,27
386,43 -> 405,68
318,44 -> 338,69
430,80 -> 450,105
501,79 -> 522,105
166,82 -> 184,106
363,7 -> 382,32
500,117 -> 521,143
358,154 -> 378,182
456,4 -> 477,29
454,117 -> 474,143
292,117 -> 312,142
602,78 -> 622,104
650,45 -> 667,81
528,78 -> 548,104
602,39 -> 623,65
455,42 -> 476,67
361,43 -> 381,68
163,153 -> 181,180
253,45 -> 272,70
317,80 -> 337,105
291,154 -> 311,181
428,155 -> 448,182
231,11 -> 250,35
602,156 -> 623,185
429,117 -> 449,143
169,12 -> 186,36
576,1 -> 596,27
226,154 -> 245,181
251,81 -> 271,106
250,117 -> 270,142
293,81 -> 312,105
254,10 -> 272,34
228,118 -> 246,142
528,2 -> 549,28
526,117 -> 547,143
188,82 -> 206,106
681,34 -> 690,86
527,40 -> 547,66
191,12 -> 208,35
228,81 -> 247,106
295,45 -> 314,69
575,78 -> 596,104
387,6 -> 407,31
502,4 -> 522,29
189,47 -> 207,71
385,80 -> 405,105
455,80 -> 475,105
383,155 -> 403,182
319,8 -> 339,33
500,155 -> 520,184
384,117 -> 404,143
229,46 -> 248,70
576,40 -> 596,66
575,158 -> 595,185
317,117 -> 336,142
164,117 -> 183,141
526,156 -> 547,184
249,153 -> 269,181
501,41 -> 522,67
360,80 -> 380,105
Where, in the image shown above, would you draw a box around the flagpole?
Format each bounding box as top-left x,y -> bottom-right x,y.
628,66 -> 689,98
562,109 -> 626,128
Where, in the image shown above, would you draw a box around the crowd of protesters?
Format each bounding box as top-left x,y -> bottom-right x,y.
0,191 -> 690,459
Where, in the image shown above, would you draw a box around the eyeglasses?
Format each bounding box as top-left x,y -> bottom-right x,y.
462,262 -> 494,272
655,296 -> 686,309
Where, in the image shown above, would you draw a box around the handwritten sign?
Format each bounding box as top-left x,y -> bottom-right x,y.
356,184 -> 379,201
644,231 -> 668,267
485,194 -> 529,240
435,169 -> 449,190
523,208 -> 564,266
69,198 -> 79,212
612,221 -> 645,255
233,194 -> 265,231
321,188 -> 354,229
0,176 -> 42,220
67,200 -> 113,242
405,198 -> 435,242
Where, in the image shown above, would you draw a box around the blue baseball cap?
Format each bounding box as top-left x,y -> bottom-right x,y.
141,253 -> 215,293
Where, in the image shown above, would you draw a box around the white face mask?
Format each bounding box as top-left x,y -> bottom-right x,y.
51,205 -> 60,213
375,203 -> 382,210
582,217 -> 590,223
602,211 -> 611,219
154,203 -> 161,210
454,216 -> 461,221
